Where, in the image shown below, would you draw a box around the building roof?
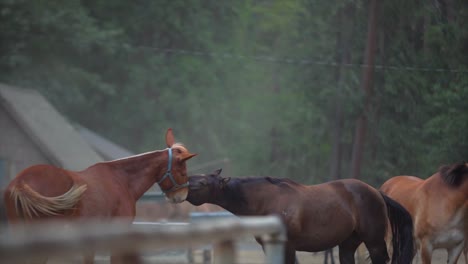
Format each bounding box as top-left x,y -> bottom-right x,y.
74,125 -> 163,194
75,125 -> 134,161
0,84 -> 104,171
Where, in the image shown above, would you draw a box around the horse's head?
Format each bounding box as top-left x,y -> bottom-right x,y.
160,128 -> 197,203
187,169 -> 230,206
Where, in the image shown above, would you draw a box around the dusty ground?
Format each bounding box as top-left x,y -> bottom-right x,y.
189,247 -> 464,264
42,243 -> 464,264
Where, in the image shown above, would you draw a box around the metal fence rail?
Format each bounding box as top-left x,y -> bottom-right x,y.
0,216 -> 286,264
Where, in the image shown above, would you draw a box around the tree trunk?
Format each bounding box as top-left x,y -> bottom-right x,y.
329,3 -> 355,180
370,30 -> 386,162
350,0 -> 379,179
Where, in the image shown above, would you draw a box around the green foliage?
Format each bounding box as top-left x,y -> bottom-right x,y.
1,0 -> 467,186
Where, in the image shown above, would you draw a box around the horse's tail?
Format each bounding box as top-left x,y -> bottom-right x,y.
9,182 -> 87,219
380,192 -> 414,264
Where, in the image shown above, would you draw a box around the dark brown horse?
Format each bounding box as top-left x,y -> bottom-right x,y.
3,128 -> 196,263
380,162 -> 468,264
187,169 -> 414,264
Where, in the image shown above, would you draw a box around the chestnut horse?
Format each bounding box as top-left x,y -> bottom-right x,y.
187,169 -> 414,264
3,128 -> 196,263
380,162 -> 468,264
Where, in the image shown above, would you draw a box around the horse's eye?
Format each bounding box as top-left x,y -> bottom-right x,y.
176,149 -> 182,154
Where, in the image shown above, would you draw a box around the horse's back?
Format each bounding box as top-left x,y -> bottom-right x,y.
6,164 -> 76,197
381,175 -> 423,193
380,175 -> 424,213
333,178 -> 387,215
3,164 -> 85,222
321,179 -> 388,230
326,178 -> 384,203
313,179 -> 389,244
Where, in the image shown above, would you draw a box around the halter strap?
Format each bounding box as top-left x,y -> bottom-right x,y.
157,148 -> 189,193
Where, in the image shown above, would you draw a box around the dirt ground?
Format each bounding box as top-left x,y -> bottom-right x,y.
190,248 -> 465,264
189,245 -> 465,264
40,244 -> 467,264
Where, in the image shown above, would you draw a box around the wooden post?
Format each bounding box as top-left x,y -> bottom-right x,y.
187,247 -> 194,264
264,240 -> 284,264
203,248 -> 211,264
213,240 -> 235,264
261,225 -> 287,264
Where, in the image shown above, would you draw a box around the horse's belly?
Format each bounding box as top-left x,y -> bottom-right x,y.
292,231 -> 349,252
295,241 -> 338,252
424,207 -> 466,249
432,229 -> 464,248
291,205 -> 355,252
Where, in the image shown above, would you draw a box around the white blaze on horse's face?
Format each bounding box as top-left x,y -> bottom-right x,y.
166,187 -> 188,203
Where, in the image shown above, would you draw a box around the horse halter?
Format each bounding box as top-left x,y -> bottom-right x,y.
157,148 -> 189,193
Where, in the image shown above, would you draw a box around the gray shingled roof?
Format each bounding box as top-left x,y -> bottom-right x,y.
75,125 -> 134,161
0,84 -> 104,171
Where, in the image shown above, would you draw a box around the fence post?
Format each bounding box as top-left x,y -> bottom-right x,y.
262,232 -> 286,264
213,240 -> 235,264
203,248 -> 211,264
187,247 -> 194,264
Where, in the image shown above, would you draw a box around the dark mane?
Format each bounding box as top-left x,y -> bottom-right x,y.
223,176 -> 300,206
439,162 -> 468,187
233,176 -> 301,187
265,177 -> 301,186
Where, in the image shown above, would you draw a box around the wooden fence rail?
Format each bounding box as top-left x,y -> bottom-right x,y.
0,216 -> 286,264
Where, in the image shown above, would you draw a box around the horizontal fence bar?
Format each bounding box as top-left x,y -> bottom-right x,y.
0,216 -> 286,262
132,221 -> 188,226
139,191 -> 166,201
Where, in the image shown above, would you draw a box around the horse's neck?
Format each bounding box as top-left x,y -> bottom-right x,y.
428,173 -> 468,199
219,180 -> 270,216
107,150 -> 166,200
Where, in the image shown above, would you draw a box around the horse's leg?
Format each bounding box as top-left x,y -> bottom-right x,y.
338,236 -> 362,264
364,239 -> 389,264
258,238 -> 296,264
418,239 -> 433,264
324,248 -> 335,264
110,252 -> 142,264
27,256 -> 48,264
284,243 -> 297,264
331,248 -> 336,264
83,250 -> 95,264
447,242 -> 464,264
464,245 -> 468,264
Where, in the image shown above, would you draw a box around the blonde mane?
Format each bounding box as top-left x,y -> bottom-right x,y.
171,142 -> 188,153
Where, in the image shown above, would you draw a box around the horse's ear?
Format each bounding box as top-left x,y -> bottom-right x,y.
221,177 -> 231,188
180,152 -> 197,162
214,168 -> 222,176
166,128 -> 175,147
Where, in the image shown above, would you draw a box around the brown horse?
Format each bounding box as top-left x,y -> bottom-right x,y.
187,169 -> 414,264
3,128 -> 196,263
380,162 -> 468,264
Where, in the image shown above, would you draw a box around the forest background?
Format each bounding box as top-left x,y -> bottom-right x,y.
1,0 -> 467,186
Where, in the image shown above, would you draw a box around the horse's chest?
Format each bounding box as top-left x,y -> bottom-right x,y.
429,209 -> 466,248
